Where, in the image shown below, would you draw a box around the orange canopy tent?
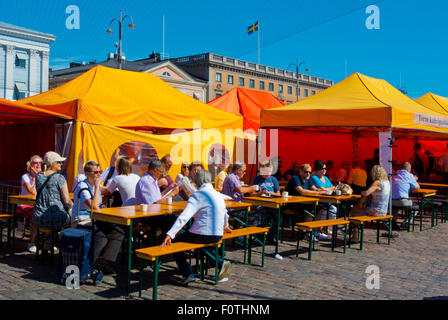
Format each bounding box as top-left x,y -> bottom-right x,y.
207,87 -> 285,133
0,98 -> 69,182
260,72 -> 448,175
416,92 -> 448,115
19,66 -> 246,186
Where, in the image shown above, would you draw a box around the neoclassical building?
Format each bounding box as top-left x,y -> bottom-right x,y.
0,21 -> 55,100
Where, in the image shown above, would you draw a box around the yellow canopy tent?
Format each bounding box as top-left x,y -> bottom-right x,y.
416,92 -> 448,115
20,65 -> 245,186
260,72 -> 448,172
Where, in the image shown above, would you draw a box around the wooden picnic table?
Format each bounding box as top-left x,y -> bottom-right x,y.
411,188 -> 438,231
243,196 -> 319,256
418,182 -> 448,189
301,193 -> 361,219
9,193 -> 74,206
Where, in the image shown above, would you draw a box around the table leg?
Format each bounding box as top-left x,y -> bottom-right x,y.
127,220 -> 133,293
275,206 -> 280,255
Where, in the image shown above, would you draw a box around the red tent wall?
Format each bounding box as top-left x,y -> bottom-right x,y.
0,122 -> 55,182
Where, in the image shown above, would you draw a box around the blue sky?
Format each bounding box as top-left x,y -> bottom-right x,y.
1,0 -> 447,98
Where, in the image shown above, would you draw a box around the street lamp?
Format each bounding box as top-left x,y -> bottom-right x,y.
106,10 -> 136,69
288,57 -> 309,102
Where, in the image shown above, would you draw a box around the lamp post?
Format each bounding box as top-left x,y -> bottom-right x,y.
106,10 -> 135,69
288,57 -> 309,102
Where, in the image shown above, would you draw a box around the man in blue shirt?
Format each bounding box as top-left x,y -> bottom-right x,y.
392,162 -> 420,229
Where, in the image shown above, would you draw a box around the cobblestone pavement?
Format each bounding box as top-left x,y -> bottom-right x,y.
1,217 -> 447,300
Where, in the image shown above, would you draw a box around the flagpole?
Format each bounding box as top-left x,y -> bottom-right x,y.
258,20 -> 260,65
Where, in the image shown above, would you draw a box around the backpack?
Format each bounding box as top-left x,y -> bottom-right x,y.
57,228 -> 94,284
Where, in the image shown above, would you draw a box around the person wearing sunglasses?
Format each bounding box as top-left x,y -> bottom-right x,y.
73,160 -> 124,274
33,152 -> 73,252
19,155 -> 43,252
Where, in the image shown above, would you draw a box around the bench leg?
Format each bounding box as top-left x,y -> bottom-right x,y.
153,257 -> 161,300
331,225 -> 335,251
248,235 -> 252,265
139,260 -> 143,298
215,245 -> 219,285
343,225 -> 347,254
262,232 -> 266,267
388,218 -> 392,245
296,230 -> 300,258
243,235 -> 247,264
376,221 -> 380,243
360,223 -> 364,251
308,230 -> 314,260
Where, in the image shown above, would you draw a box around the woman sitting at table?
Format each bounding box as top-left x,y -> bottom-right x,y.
102,156 -> 140,206
349,165 -> 391,242
19,155 -> 43,253
309,160 -> 338,238
33,152 -> 73,251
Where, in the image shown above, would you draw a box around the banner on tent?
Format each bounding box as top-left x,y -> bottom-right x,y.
414,113 -> 448,129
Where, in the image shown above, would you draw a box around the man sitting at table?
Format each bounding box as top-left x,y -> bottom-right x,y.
287,163 -> 329,241
161,170 -> 232,286
252,161 -> 281,244
73,160 -> 124,274
135,159 -> 180,238
392,162 -> 420,230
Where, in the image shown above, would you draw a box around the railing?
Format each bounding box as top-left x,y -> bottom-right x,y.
0,181 -> 20,215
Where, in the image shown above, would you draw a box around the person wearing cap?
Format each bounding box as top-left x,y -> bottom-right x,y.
161,169 -> 232,286
33,152 -> 73,236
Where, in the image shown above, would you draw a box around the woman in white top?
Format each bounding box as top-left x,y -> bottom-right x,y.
350,165 -> 391,242
20,155 -> 42,252
102,157 -> 140,206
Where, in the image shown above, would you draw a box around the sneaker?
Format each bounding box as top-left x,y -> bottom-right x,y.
218,261 -> 231,281
316,233 -> 329,241
178,274 -> 195,286
274,253 -> 283,260
27,244 -> 36,253
305,232 -> 319,242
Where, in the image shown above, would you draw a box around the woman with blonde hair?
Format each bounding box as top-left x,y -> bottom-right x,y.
158,154 -> 175,193
19,155 -> 43,252
350,165 -> 391,242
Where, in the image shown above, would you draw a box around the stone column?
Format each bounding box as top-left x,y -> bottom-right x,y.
41,51 -> 49,92
29,49 -> 39,97
5,45 -> 14,100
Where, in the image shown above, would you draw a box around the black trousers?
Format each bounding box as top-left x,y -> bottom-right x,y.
172,231 -> 223,277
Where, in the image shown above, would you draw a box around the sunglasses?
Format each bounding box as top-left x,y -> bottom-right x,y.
182,166 -> 189,169
304,171 -> 312,174
56,161 -> 64,164
89,170 -> 102,174
32,161 -> 43,165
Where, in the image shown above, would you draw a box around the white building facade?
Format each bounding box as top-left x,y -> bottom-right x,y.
0,22 -> 55,100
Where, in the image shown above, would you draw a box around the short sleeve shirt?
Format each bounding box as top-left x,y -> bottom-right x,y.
222,172 -> 243,201
33,173 -> 69,226
287,175 -> 311,195
73,179 -> 102,218
309,175 -> 333,189
135,172 -> 162,205
21,173 -> 34,195
252,175 -> 280,193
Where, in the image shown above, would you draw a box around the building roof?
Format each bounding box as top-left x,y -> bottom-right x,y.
0,21 -> 56,43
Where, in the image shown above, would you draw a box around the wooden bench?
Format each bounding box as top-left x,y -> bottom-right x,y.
135,241 -> 222,300
222,226 -> 269,267
295,219 -> 350,260
348,215 -> 393,250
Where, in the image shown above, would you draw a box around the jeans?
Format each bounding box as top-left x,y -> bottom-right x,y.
172,231 -> 223,277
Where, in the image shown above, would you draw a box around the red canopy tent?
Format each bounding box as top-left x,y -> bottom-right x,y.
0,98 -> 69,182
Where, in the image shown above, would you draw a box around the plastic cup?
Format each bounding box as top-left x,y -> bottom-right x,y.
140,204 -> 148,211
336,190 -> 342,196
282,191 -> 288,197
166,197 -> 172,204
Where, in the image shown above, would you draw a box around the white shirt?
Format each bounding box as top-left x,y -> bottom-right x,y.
107,173 -> 140,206
167,183 -> 229,239
441,152 -> 448,173
72,173 -> 86,192
21,173 -> 34,195
100,166 -> 118,188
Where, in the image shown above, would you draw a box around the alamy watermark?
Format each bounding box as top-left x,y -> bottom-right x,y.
66,5 -> 80,30
365,5 -> 380,30
65,265 -> 80,289
365,265 -> 380,290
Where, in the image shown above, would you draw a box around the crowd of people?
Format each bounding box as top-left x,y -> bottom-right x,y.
17,142 -> 437,285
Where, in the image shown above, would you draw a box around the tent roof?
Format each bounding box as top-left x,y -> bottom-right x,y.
20,65 -> 243,130
208,87 -> 284,132
261,72 -> 448,136
0,98 -> 69,123
416,92 -> 448,114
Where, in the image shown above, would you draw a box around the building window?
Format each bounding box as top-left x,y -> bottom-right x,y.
239,77 -> 245,87
15,53 -> 27,68
228,75 -> 234,84
162,71 -> 171,77
304,89 -> 309,97
215,93 -> 221,98
312,90 -> 316,95
215,72 -> 222,82
259,81 -> 265,90
278,84 -> 283,93
249,79 -> 255,88
14,82 -> 27,100
269,83 -> 274,91
287,86 -> 292,94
